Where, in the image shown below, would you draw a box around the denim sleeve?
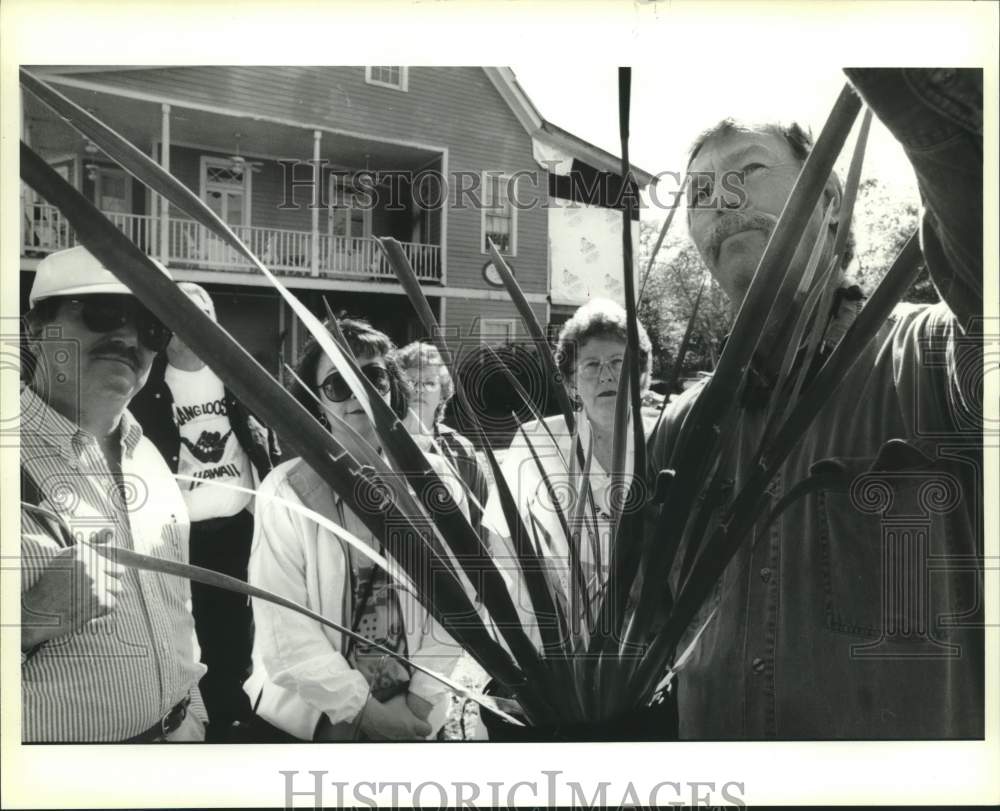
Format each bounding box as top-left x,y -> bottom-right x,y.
844,68 -> 982,332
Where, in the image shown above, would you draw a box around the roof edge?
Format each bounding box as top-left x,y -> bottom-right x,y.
536,121 -> 656,187
485,67 -> 656,187
482,66 -> 545,133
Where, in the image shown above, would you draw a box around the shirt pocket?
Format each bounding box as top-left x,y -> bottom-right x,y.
817,485 -> 886,638
816,443 -> 962,640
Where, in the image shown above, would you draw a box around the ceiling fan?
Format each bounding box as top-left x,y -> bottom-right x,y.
227,132 -> 263,174
83,139 -> 102,182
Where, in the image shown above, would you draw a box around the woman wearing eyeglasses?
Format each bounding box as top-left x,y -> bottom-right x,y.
485,299 -> 659,622
243,317 -> 462,742
394,341 -> 490,539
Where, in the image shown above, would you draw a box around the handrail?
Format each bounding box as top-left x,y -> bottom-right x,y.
22,202 -> 442,282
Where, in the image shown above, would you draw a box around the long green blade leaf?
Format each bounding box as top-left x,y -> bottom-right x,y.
377,237 -> 574,721
515,422 -> 592,635
88,542 -> 524,726
649,275 -> 707,440
311,324 -> 566,678
19,141 -> 530,708
631,84 -> 863,646
487,241 -> 577,435
637,174 -> 688,307
632,231 -> 922,702
175,475 -> 416,593
21,76 -> 553,719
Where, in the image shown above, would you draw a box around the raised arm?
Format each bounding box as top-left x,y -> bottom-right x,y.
844,68 -> 982,330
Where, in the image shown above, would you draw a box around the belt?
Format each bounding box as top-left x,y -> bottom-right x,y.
123,696 -> 191,743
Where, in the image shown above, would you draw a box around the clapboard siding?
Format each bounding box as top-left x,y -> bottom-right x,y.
82,67 -> 548,293
442,298 -> 548,356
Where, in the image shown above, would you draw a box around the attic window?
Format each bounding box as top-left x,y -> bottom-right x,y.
365,66 -> 408,91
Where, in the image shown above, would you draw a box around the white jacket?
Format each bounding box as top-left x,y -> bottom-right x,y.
244,455 -> 464,740
482,411 -> 658,649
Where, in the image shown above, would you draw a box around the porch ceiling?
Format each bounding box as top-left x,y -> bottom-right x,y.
23,82 -> 440,170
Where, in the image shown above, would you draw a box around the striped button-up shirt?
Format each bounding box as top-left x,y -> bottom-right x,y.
20,387 -> 206,742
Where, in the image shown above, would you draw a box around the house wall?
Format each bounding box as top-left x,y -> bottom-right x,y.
548,200 -> 640,307
81,67 -> 548,294
443,298 -> 548,354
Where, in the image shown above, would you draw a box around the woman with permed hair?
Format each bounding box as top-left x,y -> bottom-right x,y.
484,298 -> 658,625
393,341 -> 490,538
243,317 -> 463,741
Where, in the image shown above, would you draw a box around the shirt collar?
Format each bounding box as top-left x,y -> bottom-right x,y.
119,408 -> 143,459
21,386 -> 144,461
330,451 -> 388,507
574,412 -> 637,478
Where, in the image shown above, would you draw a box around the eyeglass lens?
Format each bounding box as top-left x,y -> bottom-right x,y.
320,364 -> 391,402
73,295 -> 172,353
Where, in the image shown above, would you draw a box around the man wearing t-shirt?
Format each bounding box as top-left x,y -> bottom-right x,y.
130,282 -> 280,740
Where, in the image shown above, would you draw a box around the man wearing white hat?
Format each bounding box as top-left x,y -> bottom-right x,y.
20,245 -> 207,742
130,282 -> 280,741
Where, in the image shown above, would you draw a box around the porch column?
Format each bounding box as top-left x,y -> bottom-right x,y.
149,143 -> 158,254
311,129 -> 322,277
159,103 -> 170,265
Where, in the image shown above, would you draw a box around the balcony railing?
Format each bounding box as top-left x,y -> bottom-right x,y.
22,203 -> 443,283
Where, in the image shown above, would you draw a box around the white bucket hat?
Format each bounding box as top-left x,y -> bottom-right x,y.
29,245 -> 172,308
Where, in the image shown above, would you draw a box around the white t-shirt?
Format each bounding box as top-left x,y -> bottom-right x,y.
164,364 -> 254,522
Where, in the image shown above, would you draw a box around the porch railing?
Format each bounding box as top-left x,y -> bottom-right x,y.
23,202 -> 443,283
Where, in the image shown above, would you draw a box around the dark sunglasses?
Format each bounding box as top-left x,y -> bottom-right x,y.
66,295 -> 173,353
318,363 -> 391,403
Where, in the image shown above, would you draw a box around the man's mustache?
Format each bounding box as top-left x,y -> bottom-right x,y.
90,338 -> 141,371
706,211 -> 776,264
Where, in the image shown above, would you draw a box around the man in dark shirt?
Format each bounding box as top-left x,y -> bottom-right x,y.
648,69 -> 983,739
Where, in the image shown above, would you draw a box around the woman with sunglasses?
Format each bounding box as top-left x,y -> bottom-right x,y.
243,317 -> 463,742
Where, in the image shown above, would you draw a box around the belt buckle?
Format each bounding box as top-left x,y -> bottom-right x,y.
160,697 -> 188,737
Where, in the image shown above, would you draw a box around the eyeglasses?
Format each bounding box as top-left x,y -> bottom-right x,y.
66,295 -> 172,353
410,378 -> 441,393
577,357 -> 624,381
318,363 -> 391,403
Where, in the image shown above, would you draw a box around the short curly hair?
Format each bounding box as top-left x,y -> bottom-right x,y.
555,298 -> 652,389
393,341 -> 454,425
290,316 -> 410,425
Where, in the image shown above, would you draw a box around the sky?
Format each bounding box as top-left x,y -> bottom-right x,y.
510,62 -> 921,224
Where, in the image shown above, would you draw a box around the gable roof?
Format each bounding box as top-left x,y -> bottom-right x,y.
482,67 -> 656,187
29,64 -> 656,185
